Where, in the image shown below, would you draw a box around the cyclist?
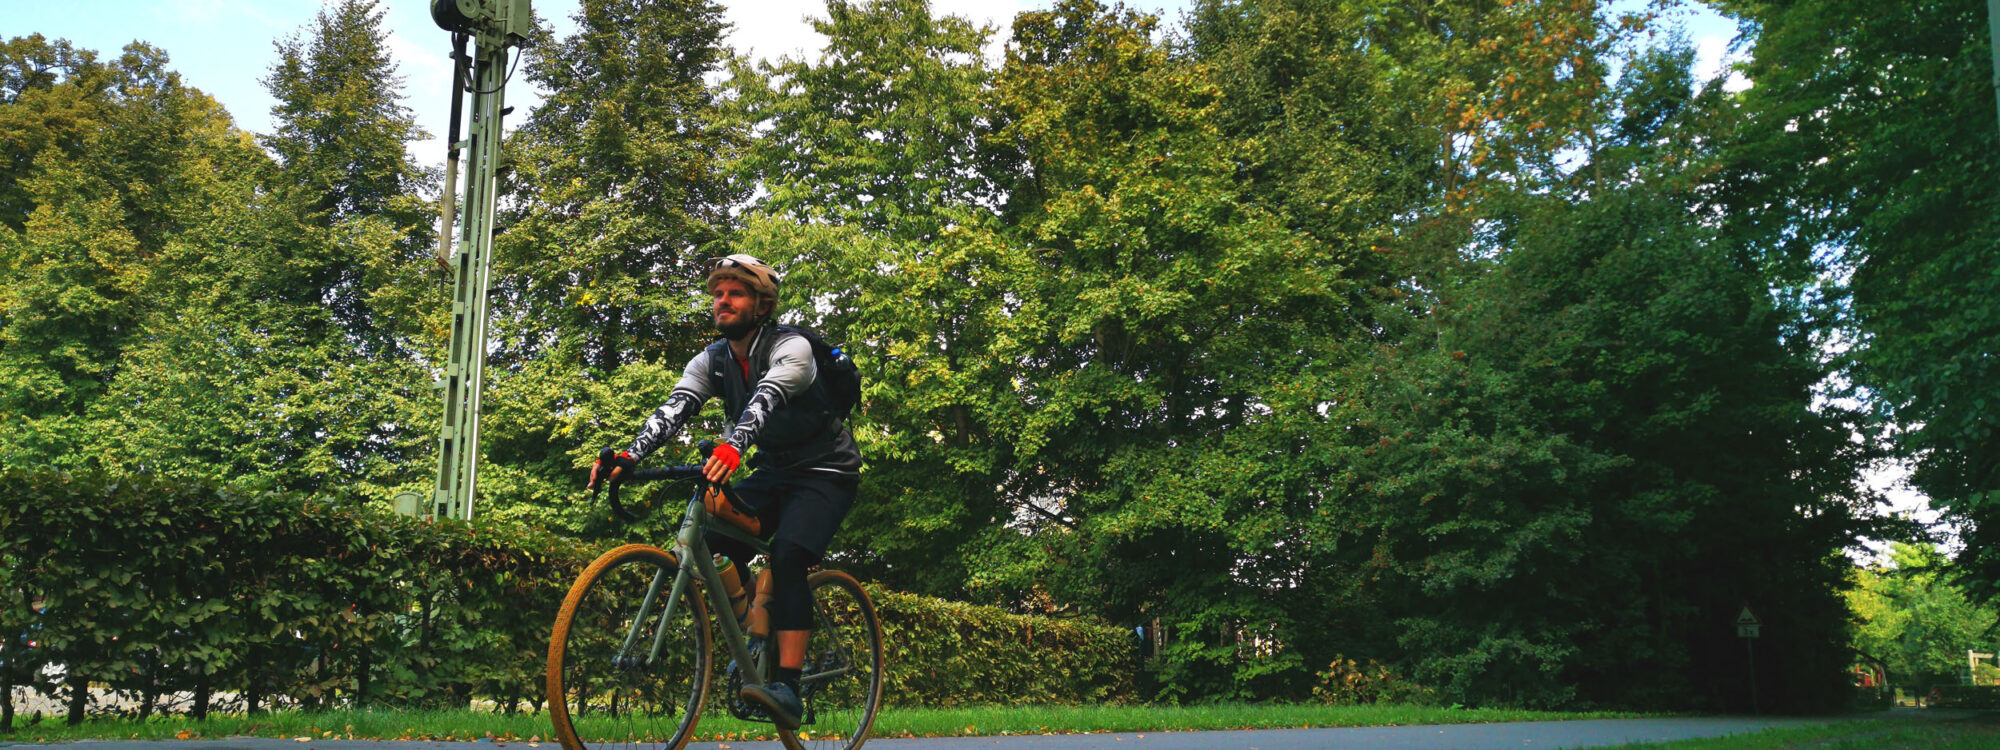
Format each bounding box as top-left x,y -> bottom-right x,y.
587,253 -> 863,729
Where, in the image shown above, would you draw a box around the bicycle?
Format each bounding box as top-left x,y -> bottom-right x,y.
546,445 -> 884,750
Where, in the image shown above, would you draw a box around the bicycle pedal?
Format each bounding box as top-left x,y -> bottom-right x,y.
725,668 -> 775,723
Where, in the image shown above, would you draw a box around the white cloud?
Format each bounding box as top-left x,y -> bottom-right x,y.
1692,33 -> 1750,94
723,0 -> 830,63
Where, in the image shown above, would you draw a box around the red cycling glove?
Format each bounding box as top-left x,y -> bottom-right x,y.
705,442 -> 742,483
591,448 -> 637,489
712,444 -> 744,472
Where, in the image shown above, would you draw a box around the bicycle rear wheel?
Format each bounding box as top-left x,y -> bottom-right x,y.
780,570 -> 884,750
548,544 -> 712,750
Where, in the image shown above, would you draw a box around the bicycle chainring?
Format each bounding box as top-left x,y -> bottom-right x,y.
725,657 -> 772,723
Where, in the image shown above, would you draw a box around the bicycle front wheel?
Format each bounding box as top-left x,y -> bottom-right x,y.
547,543 -> 712,750
781,569 -> 884,750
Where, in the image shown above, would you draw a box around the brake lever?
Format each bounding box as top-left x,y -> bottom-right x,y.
693,440 -> 758,515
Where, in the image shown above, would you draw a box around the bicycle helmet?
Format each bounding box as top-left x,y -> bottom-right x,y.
706,253 -> 782,321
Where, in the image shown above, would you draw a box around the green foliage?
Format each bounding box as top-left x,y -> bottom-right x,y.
723,0 -> 1010,597
0,470 -> 588,723
264,0 -> 429,226
0,34 -> 113,232
0,5 -> 439,501
872,588 -> 1134,707
1717,0 -> 2000,595
709,0 -> 1882,711
238,0 -> 440,497
1310,656 -> 1427,706
5,0 -> 1940,715
1847,543 -> 1999,685
1929,686 -> 2000,710
0,39 -> 275,477
481,0 -> 749,533
0,471 -> 1136,723
957,1 -> 1348,703
1399,185 -> 1863,711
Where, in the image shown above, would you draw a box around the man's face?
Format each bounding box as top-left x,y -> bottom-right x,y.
711,278 -> 765,337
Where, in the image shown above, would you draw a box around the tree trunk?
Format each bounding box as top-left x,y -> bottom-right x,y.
64,673 -> 85,726
137,672 -> 157,721
192,673 -> 211,721
356,649 -> 372,707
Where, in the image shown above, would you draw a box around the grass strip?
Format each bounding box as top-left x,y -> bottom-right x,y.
872,703 -> 1636,738
1612,716 -> 2000,749
3,703 -> 1641,743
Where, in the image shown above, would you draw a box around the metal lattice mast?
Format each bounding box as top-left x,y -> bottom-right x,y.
1990,0 -> 2000,135
426,0 -> 532,521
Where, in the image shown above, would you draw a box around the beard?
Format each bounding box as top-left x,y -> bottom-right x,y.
715,312 -> 760,340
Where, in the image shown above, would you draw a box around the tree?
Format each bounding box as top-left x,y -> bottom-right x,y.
64,1 -> 439,497
955,0 -> 1358,699
0,34 -> 112,232
261,0 -> 438,350
486,0 -> 748,530
1182,0 -> 1616,307
724,0 -> 1010,596
1849,543 -> 2000,686
1415,186 -> 1865,710
1341,31 -> 1876,710
216,0 -> 441,495
1715,0 -> 2000,596
0,41 -> 275,474
734,0 -> 1361,698
264,0 -> 429,225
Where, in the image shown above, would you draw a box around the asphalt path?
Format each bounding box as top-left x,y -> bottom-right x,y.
9,711 -> 1970,750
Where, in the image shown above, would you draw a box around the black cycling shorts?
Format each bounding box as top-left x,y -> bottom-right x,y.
729,468 -> 858,564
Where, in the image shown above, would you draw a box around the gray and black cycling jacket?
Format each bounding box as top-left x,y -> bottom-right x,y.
626,324 -> 862,476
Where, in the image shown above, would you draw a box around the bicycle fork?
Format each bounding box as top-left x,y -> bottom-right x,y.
614,557 -> 692,670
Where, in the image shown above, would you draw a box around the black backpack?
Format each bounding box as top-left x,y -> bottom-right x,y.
776,324 -> 862,420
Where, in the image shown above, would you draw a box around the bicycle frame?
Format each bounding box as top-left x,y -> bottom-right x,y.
610,474 -> 771,685
559,461 -> 883,750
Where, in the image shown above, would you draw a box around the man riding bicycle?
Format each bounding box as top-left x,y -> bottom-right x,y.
586,253 -> 862,729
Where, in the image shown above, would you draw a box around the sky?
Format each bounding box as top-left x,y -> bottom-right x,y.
5,0 -> 1743,172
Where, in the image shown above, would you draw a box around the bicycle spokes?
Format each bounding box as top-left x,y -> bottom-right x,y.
784,571 -> 883,750
548,545 -> 711,750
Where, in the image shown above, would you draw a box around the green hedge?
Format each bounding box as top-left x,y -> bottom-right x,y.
0,471 -> 585,725
872,589 -> 1134,707
0,471 -> 1132,725
1929,685 -> 2000,709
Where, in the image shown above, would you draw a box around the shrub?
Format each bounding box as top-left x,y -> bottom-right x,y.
0,470 -> 1134,724
873,589 -> 1134,707
1310,656 -> 1427,705
0,471 -> 589,724
1929,685 -> 2000,709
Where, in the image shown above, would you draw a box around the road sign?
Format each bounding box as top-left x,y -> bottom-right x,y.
1736,605 -> 1761,639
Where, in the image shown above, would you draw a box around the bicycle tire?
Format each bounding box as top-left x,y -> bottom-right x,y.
778,570 -> 884,750
548,544 -> 712,750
